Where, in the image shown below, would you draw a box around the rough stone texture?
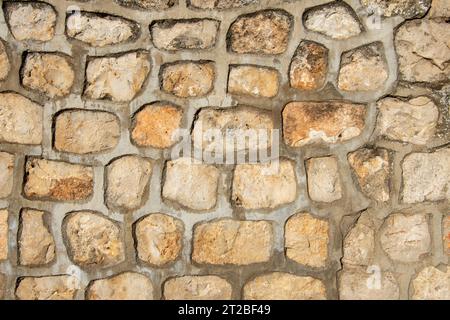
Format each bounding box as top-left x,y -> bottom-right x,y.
0,210 -> 7,261
306,157 -> 342,203
54,110 -> 120,154
283,102 -> 366,147
115,0 -> 175,10
64,211 -> 125,268
15,276 -> 79,300
429,0 -> 450,17
163,276 -> 232,300
84,51 -> 150,102
135,214 -> 183,266
228,10 -> 292,55
376,97 -> 439,145
18,209 -> 55,266
105,155 -> 152,211
342,212 -> 376,266
380,213 -> 431,263
188,0 -> 257,9
0,41 -> 9,81
232,160 -> 297,209
87,272 -> 154,300
360,0 -> 431,18
0,273 -> 4,299
243,272 -> 326,300
24,159 -> 93,201
228,65 -> 279,98
411,266 -> 450,300
192,219 -> 273,265
285,213 -> 329,268
0,152 -> 14,198
445,216 -> 450,256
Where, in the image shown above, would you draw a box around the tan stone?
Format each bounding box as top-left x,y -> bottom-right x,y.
0,273 -> 5,299
244,272 -> 326,300
15,276 -> 79,300
0,152 -> 14,198
188,0 -> 257,9
192,219 -> 273,265
445,216 -> 450,256
360,0 -> 431,18
411,266 -> 450,300
429,0 -> 450,17
24,159 -> 93,201
342,212 -> 376,266
0,210 -> 7,261
164,276 -> 232,300
115,0 -> 175,9
0,41 -> 9,81
228,65 -> 279,98
306,157 -> 342,203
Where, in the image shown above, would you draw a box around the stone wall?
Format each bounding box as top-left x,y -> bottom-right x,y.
0,0 -> 449,300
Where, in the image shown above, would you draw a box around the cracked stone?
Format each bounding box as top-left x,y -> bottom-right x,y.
412,266 -> 450,300
0,152 -> 14,198
0,210 -> 7,261
164,276 -> 232,300
306,157 -> 342,203
360,0 -> 431,18
15,276 -> 79,300
228,65 -> 279,98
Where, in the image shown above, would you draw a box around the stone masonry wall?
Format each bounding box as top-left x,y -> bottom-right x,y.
0,0 -> 449,300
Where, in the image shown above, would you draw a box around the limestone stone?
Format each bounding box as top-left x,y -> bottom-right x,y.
285,213 -> 329,268
232,160 -> 297,210
0,210 -> 7,261
0,273 -> 5,299
18,209 -> 55,266
360,0 -> 431,18
24,159 -> 93,201
228,10 -> 292,55
306,157 -> 342,203
192,219 -> 273,265
64,211 -> 125,268
54,110 -> 120,154
135,213 -> 183,266
244,272 -> 326,300
282,102 -> 366,147
228,65 -> 279,98
342,212 -> 376,266
164,276 -> 232,300
188,0 -> 257,9
87,272 -> 154,300
106,155 -> 152,211
445,216 -> 450,256
15,276 -> 79,300
412,266 -> 450,300
429,0 -> 450,17
0,152 -> 14,198
84,51 -> 150,102
115,0 -> 175,9
0,41 -> 9,81
380,213 -> 431,263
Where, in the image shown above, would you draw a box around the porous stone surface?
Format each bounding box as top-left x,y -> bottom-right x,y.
163,276 -> 232,300
0,210 -> 7,261
0,152 -> 14,198
342,212 -> 376,266
0,41 -> 9,80
306,157 -> 342,203
15,276 -> 79,300
228,65 -> 279,98
115,0 -> 175,10
360,0 -> 431,18
411,266 -> 450,300
188,0 -> 257,9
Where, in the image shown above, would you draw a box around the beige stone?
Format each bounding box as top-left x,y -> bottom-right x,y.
164,276 -> 232,300
16,276 -> 79,300
445,216 -> 450,256
360,0 -> 431,18
189,0 -> 257,9
0,273 -> 5,299
412,266 -> 450,300
0,41 -> 9,81
115,0 -> 175,9
429,0 -> 450,17
0,210 -> 7,261
306,157 -> 342,203
228,65 -> 279,98
0,152 -> 14,198
342,212 -> 376,266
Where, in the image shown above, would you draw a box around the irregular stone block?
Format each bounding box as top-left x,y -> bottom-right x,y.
115,0 -> 175,10
342,212 -> 376,266
360,0 -> 431,18
0,210 -> 7,261
411,266 -> 450,300
188,0 -> 257,9
163,276 -> 232,300
228,65 -> 279,98
0,152 -> 14,198
306,157 -> 342,203
15,276 -> 79,300
0,41 -> 9,81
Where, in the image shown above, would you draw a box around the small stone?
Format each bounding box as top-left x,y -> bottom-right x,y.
54,110 -> 120,154
0,152 -> 14,198
0,41 -> 9,80
135,213 -> 183,266
376,97 -> 439,145
380,212 -> 431,263
289,41 -> 328,91
161,61 -> 215,98
228,10 -> 292,55
0,273 -> 5,299
162,158 -> 219,211
306,157 -> 342,203
429,0 -> 450,17
285,213 -> 329,268
115,0 -> 175,10
24,158 -> 93,201
15,276 -> 79,300
3,2 -> 56,41
411,266 -> 450,300
360,0 -> 431,19
163,276 -> 232,300
131,103 -> 183,149
64,211 -> 125,268
232,160 -> 297,210
151,19 -> 220,51
282,101 -> 366,147
0,210 -> 7,261
192,219 -> 273,265
106,155 -> 152,211
18,209 -> 55,266
188,0 -> 257,9
87,272 -> 154,300
338,43 -> 388,92
444,216 -> 450,256
21,53 -> 75,98
348,148 -> 391,202
85,51 -> 150,102
342,212 -> 376,266
228,65 -> 279,98
243,272 -> 326,300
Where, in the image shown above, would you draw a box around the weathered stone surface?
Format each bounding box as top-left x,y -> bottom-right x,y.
0,210 -> 7,261
232,160 -> 297,209
289,41 -> 328,91
402,149 -> 450,203
0,152 -> 14,198
135,213 -> 183,266
162,158 -> 219,211
24,159 -> 93,201
64,211 -> 125,268
0,41 -> 9,81
188,0 -> 257,9
338,43 -> 388,92
84,51 -> 150,102
115,0 -> 175,9
106,155 -> 152,211
15,276 -> 79,300
161,61 -> 215,98
151,19 -> 219,50
360,0 -> 431,18
306,157 -> 342,203
228,65 -> 279,98
376,97 -> 439,145
395,20 -> 450,83
380,213 -> 430,263
164,276 -> 232,300
282,102 -> 366,147
0,273 -> 5,299
54,110 -> 120,154
342,212 -> 376,266
66,12 -> 139,47
429,0 -> 450,17
304,2 -> 362,40
445,216 -> 450,256
87,272 -> 154,300
348,148 -> 390,202
4,2 -> 56,41
21,53 -> 75,98
228,10 -> 292,55
192,219 -> 273,265
131,103 -> 183,149
411,266 -> 450,300
285,213 -> 329,268
18,209 -> 55,266
244,272 -> 326,300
